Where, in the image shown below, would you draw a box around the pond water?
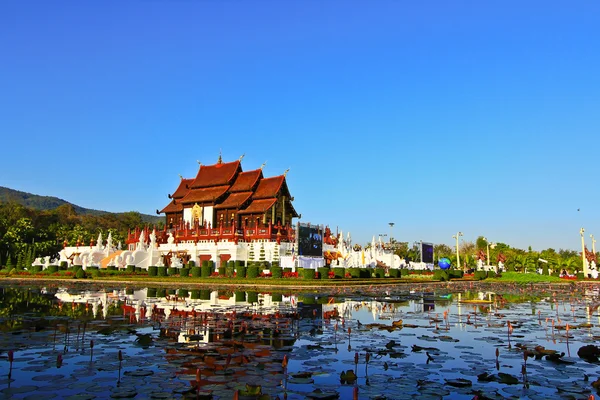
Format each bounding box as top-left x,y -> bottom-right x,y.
1,282 -> 600,399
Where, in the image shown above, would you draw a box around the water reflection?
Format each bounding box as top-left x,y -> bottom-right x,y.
2,283 -> 600,399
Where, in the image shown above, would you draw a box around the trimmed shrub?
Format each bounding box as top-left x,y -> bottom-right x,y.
179,267 -> 190,277
271,261 -> 280,268
359,268 -> 371,278
302,268 -> 316,280
201,265 -> 211,278
271,266 -> 283,278
157,288 -> 166,298
235,291 -> 246,302
157,266 -> 167,277
333,267 -> 345,279
374,268 -> 385,278
191,267 -> 201,277
188,260 -> 196,268
247,291 -> 259,304
434,270 -> 450,281
126,288 -> 134,295
225,266 -> 234,277
126,265 -> 135,273
318,267 -> 330,280
235,260 -> 245,268
388,269 -> 400,278
48,265 -> 59,273
300,295 -> 315,304
283,267 -> 292,275
449,269 -> 463,280
147,288 -> 157,297
107,265 -> 116,271
148,266 -> 158,276
542,264 -> 549,276
177,289 -> 189,298
577,272 -> 585,280
348,268 -> 360,278
218,266 -> 226,276
271,293 -> 283,302
474,270 -> 488,280
32,265 -> 43,273
201,260 -> 209,268
60,261 -> 68,270
190,290 -> 200,299
247,265 -> 259,278
236,266 -> 247,278
167,267 -> 178,276
75,268 -> 85,279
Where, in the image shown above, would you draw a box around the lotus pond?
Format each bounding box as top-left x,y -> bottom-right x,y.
2,282 -> 600,399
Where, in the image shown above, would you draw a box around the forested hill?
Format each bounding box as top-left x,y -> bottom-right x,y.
0,186 -> 162,224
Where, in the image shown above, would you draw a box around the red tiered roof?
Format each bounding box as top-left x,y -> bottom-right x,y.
160,200 -> 183,214
171,179 -> 193,199
253,176 -> 285,199
238,198 -> 278,215
214,191 -> 253,209
180,185 -> 230,204
189,161 -> 241,189
229,169 -> 262,193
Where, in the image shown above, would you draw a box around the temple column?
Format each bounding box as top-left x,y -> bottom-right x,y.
282,196 -> 286,225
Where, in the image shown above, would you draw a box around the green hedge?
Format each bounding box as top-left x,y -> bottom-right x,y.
218,266 -> 226,276
271,266 -> 283,278
190,290 -> 200,299
148,266 -> 158,276
236,266 -> 247,278
318,267 -> 330,280
177,289 -> 188,298
302,268 -> 316,280
434,270 -> 450,281
168,267 -> 178,276
359,268 -> 371,278
301,295 -> 315,304
200,290 -> 211,300
107,265 -> 116,271
348,268 -> 360,278
60,261 -> 68,270
180,267 -> 190,277
157,288 -> 166,298
474,270 -> 488,280
247,266 -> 259,278
333,267 -> 345,279
271,261 -> 280,268
48,265 -> 59,273
235,291 -> 246,302
188,260 -> 196,268
201,263 -> 212,278
157,266 -> 167,277
32,265 -> 43,273
147,288 -> 157,297
191,267 -> 201,277
448,269 -> 463,279
388,269 -> 400,278
247,291 -> 258,304
76,268 -> 86,279
283,267 -> 292,275
272,293 -> 283,302
374,268 -> 385,278
126,265 -> 135,273
225,266 -> 234,277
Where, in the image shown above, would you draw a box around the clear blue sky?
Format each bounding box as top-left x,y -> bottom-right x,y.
1,1 -> 599,252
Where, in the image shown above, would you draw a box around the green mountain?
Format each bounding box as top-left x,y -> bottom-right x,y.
0,186 -> 163,224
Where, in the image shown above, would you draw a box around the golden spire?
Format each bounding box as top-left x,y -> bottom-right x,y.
283,168 -> 290,177
260,161 -> 267,170
178,174 -> 183,180
196,160 -> 202,166
217,149 -> 222,164
239,153 -> 245,161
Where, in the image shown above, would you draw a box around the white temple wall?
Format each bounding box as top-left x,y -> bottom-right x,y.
183,208 -> 193,225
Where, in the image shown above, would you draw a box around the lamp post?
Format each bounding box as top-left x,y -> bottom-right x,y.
389,223 -> 395,269
592,234 -> 597,255
581,228 -> 588,277
482,237 -> 495,268
452,232 -> 463,270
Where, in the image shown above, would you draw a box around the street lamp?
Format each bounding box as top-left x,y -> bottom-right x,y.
482,237 -> 496,268
389,223 -> 395,269
581,228 -> 588,277
452,232 -> 463,269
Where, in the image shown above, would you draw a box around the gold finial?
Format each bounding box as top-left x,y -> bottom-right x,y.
178,174 -> 183,180
283,168 -> 290,177
218,149 -> 222,164
239,153 -> 245,161
196,160 -> 202,166
260,161 -> 267,170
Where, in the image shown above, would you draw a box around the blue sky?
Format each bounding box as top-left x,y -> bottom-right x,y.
1,1 -> 599,252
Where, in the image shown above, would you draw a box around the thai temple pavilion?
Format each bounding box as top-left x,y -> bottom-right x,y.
159,155 -> 298,233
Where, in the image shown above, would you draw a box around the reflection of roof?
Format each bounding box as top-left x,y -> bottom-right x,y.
215,192 -> 253,209
189,161 -> 241,189
238,198 -> 278,214
180,186 -> 229,204
171,179 -> 193,199
253,176 -> 285,199
230,169 -> 262,193
160,200 -> 183,213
